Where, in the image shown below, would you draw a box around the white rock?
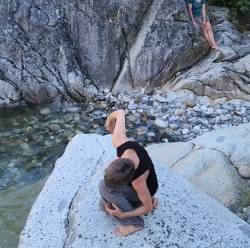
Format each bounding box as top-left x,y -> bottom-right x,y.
197,96 -> 215,106
153,94 -> 168,103
214,97 -> 227,105
19,134 -> 250,248
165,90 -> 196,106
128,102 -> 137,110
239,166 -> 250,179
40,107 -> 51,115
243,207 -> 250,216
182,128 -> 190,135
193,125 -> 201,133
148,123 -> 250,207
154,119 -> 168,128
103,88 -> 110,94
0,80 -> 20,106
193,123 -> 250,169
83,84 -> 98,96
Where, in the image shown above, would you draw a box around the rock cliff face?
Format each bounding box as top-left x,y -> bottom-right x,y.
0,0 -> 206,106
19,133 -> 250,248
0,2 -> 249,107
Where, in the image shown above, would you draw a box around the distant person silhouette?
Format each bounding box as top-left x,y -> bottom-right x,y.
186,0 -> 220,51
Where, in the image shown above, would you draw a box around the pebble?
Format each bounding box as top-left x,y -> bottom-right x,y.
49,124 -> 61,131
182,128 -> 190,135
128,102 -> 137,110
243,206 -> 250,216
154,119 -> 169,128
238,166 -> 250,178
40,107 -> 51,115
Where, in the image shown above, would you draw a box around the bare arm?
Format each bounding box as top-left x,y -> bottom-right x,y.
122,175 -> 153,218
105,109 -> 128,147
105,171 -> 153,218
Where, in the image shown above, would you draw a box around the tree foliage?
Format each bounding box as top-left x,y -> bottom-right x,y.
210,0 -> 250,13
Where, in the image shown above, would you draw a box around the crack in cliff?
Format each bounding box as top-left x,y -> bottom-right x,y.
111,26 -> 132,91
111,0 -> 154,91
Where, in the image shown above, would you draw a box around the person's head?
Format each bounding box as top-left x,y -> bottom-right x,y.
104,158 -> 135,188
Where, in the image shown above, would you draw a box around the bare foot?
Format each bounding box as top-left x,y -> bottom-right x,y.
152,197 -> 159,209
212,45 -> 220,51
115,225 -> 143,237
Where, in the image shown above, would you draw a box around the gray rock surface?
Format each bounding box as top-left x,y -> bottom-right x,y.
148,123 -> 250,207
19,133 -> 250,248
161,7 -> 250,100
0,0 -> 206,106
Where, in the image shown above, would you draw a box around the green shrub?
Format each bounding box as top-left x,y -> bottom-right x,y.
210,0 -> 250,13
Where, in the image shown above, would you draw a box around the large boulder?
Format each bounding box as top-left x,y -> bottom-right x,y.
0,0 -> 206,106
147,123 -> 250,207
19,134 -> 250,248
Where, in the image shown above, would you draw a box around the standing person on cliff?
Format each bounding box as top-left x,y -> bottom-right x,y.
187,0 -> 220,50
99,109 -> 158,237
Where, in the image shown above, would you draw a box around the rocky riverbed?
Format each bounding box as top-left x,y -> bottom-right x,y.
1,89 -> 250,247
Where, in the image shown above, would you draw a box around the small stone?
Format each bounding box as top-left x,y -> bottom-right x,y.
40,107 -> 51,115
243,206 -> 250,216
238,166 -> 250,178
147,132 -> 156,138
174,108 -> 184,116
193,125 -> 201,133
49,124 -> 61,131
154,119 -> 168,128
103,88 -> 110,94
66,106 -> 80,113
169,123 -> 178,130
182,128 -> 190,135
154,94 -> 168,103
134,95 -> 143,104
84,78 -> 92,85
198,96 -> 214,106
222,104 -> 234,111
128,102 -> 137,110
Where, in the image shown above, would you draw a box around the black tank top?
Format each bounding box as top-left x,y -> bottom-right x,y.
117,141 -> 158,196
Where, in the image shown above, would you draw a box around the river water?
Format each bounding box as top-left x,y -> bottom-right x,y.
3,97 -> 249,248
0,105 -> 73,248
0,102 -> 161,248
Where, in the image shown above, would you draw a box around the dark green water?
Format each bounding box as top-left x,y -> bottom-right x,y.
0,105 -> 82,248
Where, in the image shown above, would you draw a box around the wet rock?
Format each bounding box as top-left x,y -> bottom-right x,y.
40,108 -> 51,116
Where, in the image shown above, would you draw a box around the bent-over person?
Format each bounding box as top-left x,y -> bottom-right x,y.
99,109 -> 158,237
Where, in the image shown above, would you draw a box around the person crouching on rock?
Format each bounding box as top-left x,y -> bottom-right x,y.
187,0 -> 220,51
99,109 -> 158,237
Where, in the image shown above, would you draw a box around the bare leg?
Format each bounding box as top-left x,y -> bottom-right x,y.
202,25 -> 214,48
206,22 -> 220,50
